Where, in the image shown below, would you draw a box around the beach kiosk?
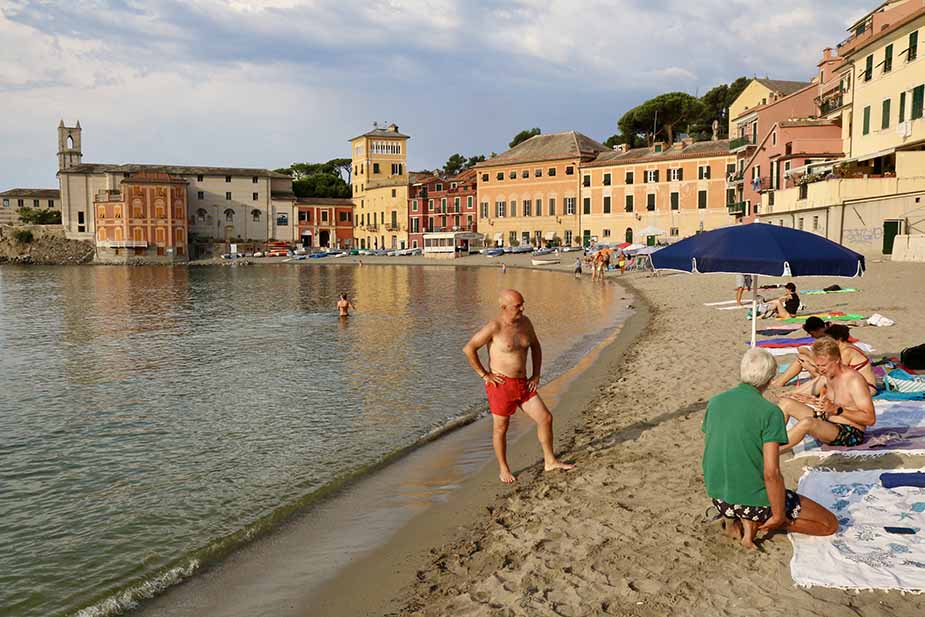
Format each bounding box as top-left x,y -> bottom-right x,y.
423,231 -> 484,259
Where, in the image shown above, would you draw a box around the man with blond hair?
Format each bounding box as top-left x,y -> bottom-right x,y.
463,289 -> 575,483
779,336 -> 876,450
703,348 -> 838,549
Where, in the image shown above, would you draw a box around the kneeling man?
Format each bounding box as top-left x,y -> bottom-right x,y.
463,289 -> 575,483
703,348 -> 838,549
779,337 -> 876,451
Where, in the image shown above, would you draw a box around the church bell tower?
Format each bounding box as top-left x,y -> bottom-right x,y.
57,120 -> 83,170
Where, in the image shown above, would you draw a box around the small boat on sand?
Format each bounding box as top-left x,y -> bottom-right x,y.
531,257 -> 560,266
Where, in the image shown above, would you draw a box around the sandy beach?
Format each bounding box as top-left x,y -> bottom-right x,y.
351,259 -> 925,617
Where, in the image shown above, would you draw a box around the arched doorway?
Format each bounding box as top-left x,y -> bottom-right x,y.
625,227 -> 633,243
319,230 -> 331,248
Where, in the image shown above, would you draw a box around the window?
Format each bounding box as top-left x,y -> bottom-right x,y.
726,163 -> 736,176
534,168 -> 542,177
225,192 -> 232,200
670,227 -> 679,237
812,216 -> 819,231
509,231 -> 517,245
602,228 -> 611,238
548,167 -> 557,177
510,201 -> 517,217
252,209 -> 261,222
798,217 -> 804,230
31,199 -> 38,208
548,198 -> 556,216
391,189 -> 397,198
726,188 -> 736,205
864,54 -> 873,81
411,218 -> 419,233
900,91 -> 907,122
373,163 -> 380,174
523,200 -> 532,216
434,183 -> 443,192
645,169 -> 658,183
225,176 -> 231,183
482,173 -> 489,182
583,175 -> 591,187
467,196 -> 473,209
603,196 -> 611,214
910,31 -> 919,62
625,171 -> 634,184
625,195 -> 634,212
863,105 -> 871,134
669,168 -> 682,181
583,197 -> 591,215
772,132 -> 777,146
670,192 -> 679,210
454,197 -> 460,211
564,230 -> 573,245
321,211 -> 329,223
698,190 -> 707,209
496,172 -> 504,181
224,208 -> 235,222
495,201 -> 506,217
508,170 -> 516,180
48,200 -> 54,208
197,175 -> 204,182
603,173 -> 611,186
197,191 -> 204,200
882,98 -> 892,129
428,199 -> 434,211
480,202 -> 489,218
698,165 -> 711,180
535,199 -> 543,217
412,199 -> 418,212
912,85 -> 925,120
252,192 -> 259,201
252,176 -> 259,184
564,197 -> 576,215
565,166 -> 574,175
884,44 -> 893,73
646,194 -> 655,211
521,170 -> 529,179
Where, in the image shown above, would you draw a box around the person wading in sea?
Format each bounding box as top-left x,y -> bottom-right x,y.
337,293 -> 355,317
463,289 -> 575,483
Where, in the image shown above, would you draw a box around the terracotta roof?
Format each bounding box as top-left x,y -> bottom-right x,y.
121,171 -> 188,185
841,6 -> 925,57
475,131 -> 609,168
583,140 -> 732,168
0,188 -> 60,199
295,197 -> 354,206
58,163 -> 291,179
349,124 -> 410,141
754,79 -> 812,97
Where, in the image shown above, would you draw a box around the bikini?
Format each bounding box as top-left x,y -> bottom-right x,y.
848,355 -> 879,393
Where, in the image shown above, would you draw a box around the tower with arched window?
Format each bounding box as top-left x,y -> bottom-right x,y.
57,120 -> 83,170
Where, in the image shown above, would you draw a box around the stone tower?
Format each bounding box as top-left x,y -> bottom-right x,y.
57,120 -> 83,170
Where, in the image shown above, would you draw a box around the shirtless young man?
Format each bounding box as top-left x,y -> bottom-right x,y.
778,337 -> 876,451
336,293 -> 355,317
463,289 -> 576,483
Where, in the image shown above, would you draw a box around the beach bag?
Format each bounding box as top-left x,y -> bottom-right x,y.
901,344 -> 925,370
884,368 -> 925,393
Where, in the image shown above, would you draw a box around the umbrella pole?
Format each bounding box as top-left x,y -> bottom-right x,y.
751,275 -> 758,348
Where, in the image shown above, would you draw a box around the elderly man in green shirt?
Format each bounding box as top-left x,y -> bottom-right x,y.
702,348 -> 838,549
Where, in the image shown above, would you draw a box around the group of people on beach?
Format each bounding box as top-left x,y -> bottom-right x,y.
703,304 -> 878,548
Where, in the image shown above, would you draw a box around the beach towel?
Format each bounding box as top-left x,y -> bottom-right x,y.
780,313 -> 866,324
757,325 -> 804,336
718,304 -> 750,311
791,401 -> 925,458
881,472 -> 925,489
802,288 -> 860,295
703,300 -> 739,306
790,468 -> 925,592
875,391 -> 925,402
755,335 -> 860,349
766,342 -> 874,357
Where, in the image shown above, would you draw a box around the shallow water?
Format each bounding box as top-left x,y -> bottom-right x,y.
0,264 -> 623,617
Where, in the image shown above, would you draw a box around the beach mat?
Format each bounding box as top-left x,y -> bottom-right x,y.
780,313 -> 866,324
757,325 -> 804,336
755,336 -> 860,349
803,288 -> 860,296
767,342 -> 874,357
790,468 -> 925,592
792,401 -> 925,458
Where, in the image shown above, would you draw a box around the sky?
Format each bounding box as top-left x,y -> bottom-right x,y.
0,0 -> 874,188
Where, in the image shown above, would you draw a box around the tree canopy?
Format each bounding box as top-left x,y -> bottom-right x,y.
276,158 -> 352,198
509,128 -> 541,148
688,77 -> 750,140
17,208 -> 61,225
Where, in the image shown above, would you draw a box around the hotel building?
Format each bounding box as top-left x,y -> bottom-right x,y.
408,168 -> 478,249
350,123 -> 410,250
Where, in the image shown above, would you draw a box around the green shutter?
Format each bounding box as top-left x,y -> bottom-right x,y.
882,98 -> 891,129
885,44 -> 893,72
900,91 -> 906,122
863,106 -> 871,135
603,196 -> 611,214
911,31 -> 919,61
912,85 -> 925,120
865,55 -> 873,80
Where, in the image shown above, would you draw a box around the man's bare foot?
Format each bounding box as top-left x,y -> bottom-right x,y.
723,518 -> 743,540
499,468 -> 516,483
544,460 -> 576,472
740,519 -> 758,550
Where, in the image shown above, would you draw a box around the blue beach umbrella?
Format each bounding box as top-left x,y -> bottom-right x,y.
651,223 -> 866,346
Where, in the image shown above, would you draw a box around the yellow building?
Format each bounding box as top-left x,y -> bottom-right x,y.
350,123 -> 410,250
728,78 -> 810,139
581,140 -> 736,244
475,131 -> 608,247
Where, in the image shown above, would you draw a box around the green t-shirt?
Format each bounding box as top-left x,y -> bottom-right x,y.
701,383 -> 788,506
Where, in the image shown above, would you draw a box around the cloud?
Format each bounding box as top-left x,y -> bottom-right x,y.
0,0 -> 876,187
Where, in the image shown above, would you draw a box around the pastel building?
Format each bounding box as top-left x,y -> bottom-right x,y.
475,132 -> 609,247
350,123 -> 410,250
0,188 -> 61,225
408,168 -> 478,249
581,140 -> 736,244
92,171 -> 189,262
727,78 -> 812,139
294,197 -> 355,249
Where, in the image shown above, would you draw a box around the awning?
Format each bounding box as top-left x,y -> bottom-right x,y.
544,231 -> 556,240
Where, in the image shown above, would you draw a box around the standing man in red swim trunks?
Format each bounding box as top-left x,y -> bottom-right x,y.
463,289 -> 576,483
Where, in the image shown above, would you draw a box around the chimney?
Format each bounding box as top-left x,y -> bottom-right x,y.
822,47 -> 833,61
388,123 -> 399,133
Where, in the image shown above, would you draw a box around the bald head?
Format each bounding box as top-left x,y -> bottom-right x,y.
498,289 -> 525,323
499,289 -> 524,307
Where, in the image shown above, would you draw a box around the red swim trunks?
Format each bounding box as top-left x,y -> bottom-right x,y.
485,377 -> 537,417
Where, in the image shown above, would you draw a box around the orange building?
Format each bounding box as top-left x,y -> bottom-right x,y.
295,197 -> 355,249
93,171 -> 189,262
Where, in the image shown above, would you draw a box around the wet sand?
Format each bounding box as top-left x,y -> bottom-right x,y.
388,261 -> 925,617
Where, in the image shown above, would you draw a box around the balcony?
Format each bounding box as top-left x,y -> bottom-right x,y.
727,201 -> 746,216
99,240 -> 148,248
729,136 -> 756,153
385,224 -> 400,232
727,171 -> 744,185
366,224 -> 379,232
819,94 -> 844,115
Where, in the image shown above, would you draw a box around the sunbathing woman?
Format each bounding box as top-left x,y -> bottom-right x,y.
824,324 -> 878,394
761,282 -> 800,319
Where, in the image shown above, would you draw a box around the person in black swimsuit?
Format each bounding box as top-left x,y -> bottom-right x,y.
762,282 -> 800,319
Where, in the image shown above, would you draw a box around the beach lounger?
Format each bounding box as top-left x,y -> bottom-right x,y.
790,468 -> 925,592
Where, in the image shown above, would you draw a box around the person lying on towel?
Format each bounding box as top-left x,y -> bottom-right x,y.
703,348 -> 838,550
761,282 -> 800,319
771,316 -> 828,387
779,337 -> 876,450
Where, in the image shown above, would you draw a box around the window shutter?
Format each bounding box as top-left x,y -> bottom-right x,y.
643,172 -> 648,184
704,165 -> 711,179
900,91 -> 907,123
654,170 -> 660,183
677,168 -> 684,181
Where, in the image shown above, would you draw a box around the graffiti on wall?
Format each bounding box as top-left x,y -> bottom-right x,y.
844,227 -> 883,244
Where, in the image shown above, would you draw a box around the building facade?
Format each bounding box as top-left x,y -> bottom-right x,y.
581,140 -> 736,244
476,132 -> 609,247
408,168 -> 478,249
294,197 -> 355,249
0,188 -> 61,225
92,172 -> 189,262
727,78 -> 811,138
350,123 -> 410,250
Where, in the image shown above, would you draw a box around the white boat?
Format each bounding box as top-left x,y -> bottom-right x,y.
531,257 -> 560,266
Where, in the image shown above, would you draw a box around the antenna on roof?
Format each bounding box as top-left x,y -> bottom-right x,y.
373,121 -> 378,128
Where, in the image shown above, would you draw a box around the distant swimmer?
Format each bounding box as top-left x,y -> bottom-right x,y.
463,289 -> 575,483
337,293 -> 356,317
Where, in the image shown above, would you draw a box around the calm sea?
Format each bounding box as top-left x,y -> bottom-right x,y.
0,264 -> 623,617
